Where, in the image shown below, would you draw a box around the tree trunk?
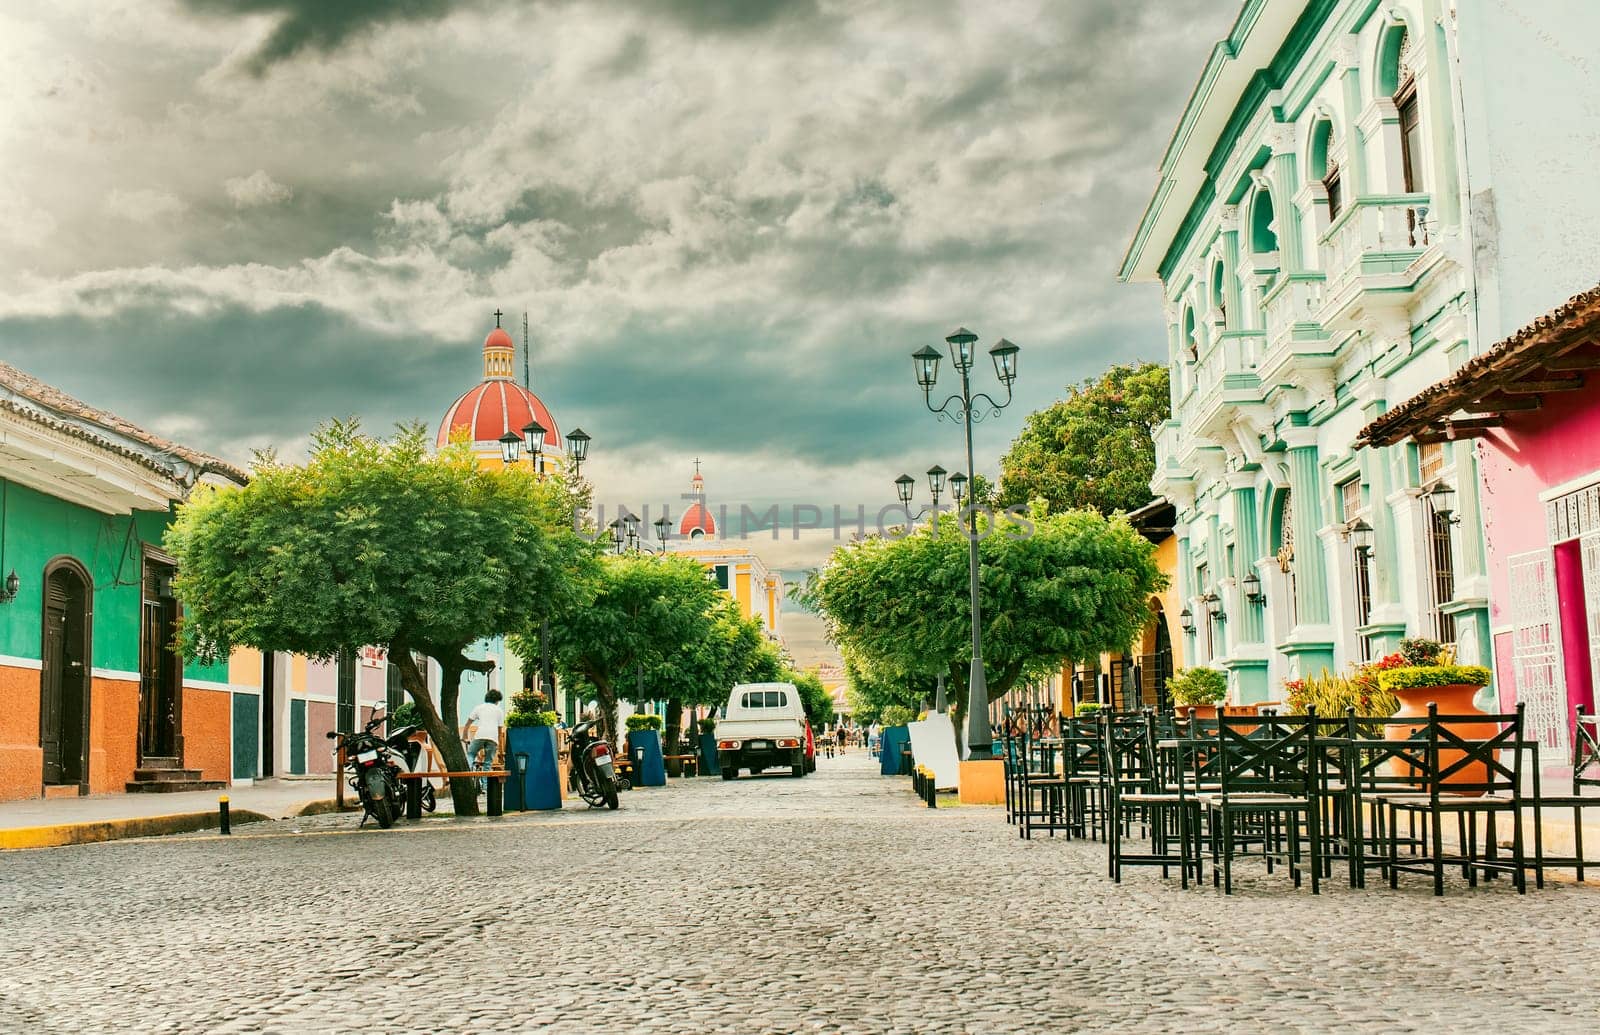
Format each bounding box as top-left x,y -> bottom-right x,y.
593,676 -> 618,747
391,643 -> 492,817
664,698 -> 684,756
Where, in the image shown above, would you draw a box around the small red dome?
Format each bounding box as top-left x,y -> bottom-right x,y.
437,380 -> 560,451
680,502 -> 716,538
484,327 -> 514,350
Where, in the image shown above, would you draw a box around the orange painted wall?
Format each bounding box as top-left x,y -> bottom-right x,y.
0,665 -> 43,802
87,678 -> 140,794
182,687 -> 232,784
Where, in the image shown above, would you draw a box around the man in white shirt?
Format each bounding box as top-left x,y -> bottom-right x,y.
461,689 -> 504,794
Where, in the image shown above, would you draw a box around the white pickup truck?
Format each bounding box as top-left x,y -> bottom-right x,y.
714,682 -> 811,780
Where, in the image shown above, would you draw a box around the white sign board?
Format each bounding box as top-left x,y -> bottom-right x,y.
907,714 -> 961,790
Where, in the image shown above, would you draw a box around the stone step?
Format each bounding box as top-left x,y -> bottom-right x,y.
132,767 -> 203,782
139,756 -> 182,770
125,779 -> 227,794
42,784 -> 82,799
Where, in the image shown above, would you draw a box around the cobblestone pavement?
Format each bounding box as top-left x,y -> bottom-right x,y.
1,752 -> 1597,1034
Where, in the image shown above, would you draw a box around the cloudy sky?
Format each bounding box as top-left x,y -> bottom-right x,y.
1,0 -> 1233,666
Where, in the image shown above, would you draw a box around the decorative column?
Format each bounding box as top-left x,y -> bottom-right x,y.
1357,377 -> 1406,656
1334,35 -> 1369,195
1226,472 -> 1270,702
1282,427 -> 1336,677
1266,124 -> 1304,272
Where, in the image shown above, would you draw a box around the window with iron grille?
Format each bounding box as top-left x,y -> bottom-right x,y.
1276,489 -> 1297,628
386,661 -> 404,718
1353,549 -> 1374,660
1339,478 -> 1362,522
1418,441 -> 1446,485
1426,499 -> 1456,643
337,649 -> 357,734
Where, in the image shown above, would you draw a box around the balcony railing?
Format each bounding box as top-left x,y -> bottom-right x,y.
1318,194 -> 1431,294
1262,273 -> 1326,353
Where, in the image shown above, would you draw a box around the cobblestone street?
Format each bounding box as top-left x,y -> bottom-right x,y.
2,753 -> 1597,1034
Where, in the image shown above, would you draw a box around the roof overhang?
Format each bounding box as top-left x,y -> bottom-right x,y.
1358,285 -> 1600,448
1119,0 -> 1318,284
0,404 -> 192,515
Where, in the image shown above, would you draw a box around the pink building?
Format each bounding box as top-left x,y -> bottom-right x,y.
1360,285 -> 1600,772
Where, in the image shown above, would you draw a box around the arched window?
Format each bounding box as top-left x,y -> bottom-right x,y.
1272,488 -> 1297,628
1210,259 -> 1227,324
1182,306 -> 1197,361
1250,189 -> 1278,255
1380,23 -> 1424,193
1310,119 -> 1342,219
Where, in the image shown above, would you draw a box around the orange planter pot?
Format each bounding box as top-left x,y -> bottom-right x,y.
1175,704 -> 1220,720
1384,683 -> 1497,789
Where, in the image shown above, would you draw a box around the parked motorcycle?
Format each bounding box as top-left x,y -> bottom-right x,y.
382,712 -> 436,815
327,712 -> 406,828
568,720 -> 621,810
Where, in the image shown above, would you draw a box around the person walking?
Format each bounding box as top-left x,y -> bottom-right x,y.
462,689 -> 504,794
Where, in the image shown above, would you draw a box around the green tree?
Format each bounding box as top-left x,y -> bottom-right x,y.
544,552 -> 720,746
840,649 -> 923,727
165,419 -> 597,816
806,505 -> 1165,727
786,667 -> 834,729
997,362 -> 1170,515
643,597 -> 770,755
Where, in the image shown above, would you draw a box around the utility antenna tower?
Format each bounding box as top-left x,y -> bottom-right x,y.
522,311 -> 531,389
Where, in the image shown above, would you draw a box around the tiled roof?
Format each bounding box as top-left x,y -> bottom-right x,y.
0,361 -> 248,487
1357,284 -> 1600,448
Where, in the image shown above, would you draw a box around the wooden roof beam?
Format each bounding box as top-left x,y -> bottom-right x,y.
1542,351 -> 1600,371
1461,395 -> 1541,413
1501,376 -> 1586,394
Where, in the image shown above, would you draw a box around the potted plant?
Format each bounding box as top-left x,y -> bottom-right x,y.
1376,638 -> 1495,787
625,713 -> 667,787
879,705 -> 915,777
697,716 -> 720,776
1167,667 -> 1228,719
505,690 -> 562,810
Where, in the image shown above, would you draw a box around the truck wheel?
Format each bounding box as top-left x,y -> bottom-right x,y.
721,765 -> 736,781
791,753 -> 806,778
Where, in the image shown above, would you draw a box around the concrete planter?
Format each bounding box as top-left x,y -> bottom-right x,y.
505,725 -> 561,810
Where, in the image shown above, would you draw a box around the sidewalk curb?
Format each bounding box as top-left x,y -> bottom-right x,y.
0,809 -> 272,851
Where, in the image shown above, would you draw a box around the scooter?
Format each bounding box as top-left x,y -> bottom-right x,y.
382,713 -> 436,815
568,720 -> 621,809
327,712 -> 406,828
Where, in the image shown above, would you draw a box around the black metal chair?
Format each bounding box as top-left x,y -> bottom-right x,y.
1379,703 -> 1528,896
1528,705 -> 1600,885
1108,712 -> 1211,887
1201,712 -> 1322,895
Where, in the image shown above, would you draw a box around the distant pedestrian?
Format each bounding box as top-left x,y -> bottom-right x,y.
835,724 -> 848,754
462,689 -> 503,794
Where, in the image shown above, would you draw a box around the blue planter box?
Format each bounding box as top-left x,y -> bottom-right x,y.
880,726 -> 911,776
629,728 -> 667,787
505,725 -> 561,810
699,732 -> 721,776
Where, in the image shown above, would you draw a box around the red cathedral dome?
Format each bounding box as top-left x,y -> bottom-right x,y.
436,319 -> 561,450
678,466 -> 716,537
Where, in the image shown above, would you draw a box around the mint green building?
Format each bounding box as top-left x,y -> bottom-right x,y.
1119,0 -> 1493,701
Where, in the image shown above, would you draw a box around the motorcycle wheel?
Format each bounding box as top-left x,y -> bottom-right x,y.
371,796 -> 395,829
421,784 -> 436,813
604,788 -> 619,809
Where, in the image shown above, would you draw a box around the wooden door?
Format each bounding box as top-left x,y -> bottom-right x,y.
40,583 -> 66,784
139,562 -> 181,760
262,651 -> 276,778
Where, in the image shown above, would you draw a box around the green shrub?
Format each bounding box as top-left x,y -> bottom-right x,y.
507,709 -> 559,728
625,713 -> 664,732
1399,637 -> 1448,666
880,705 -> 915,728
1378,665 -> 1492,692
697,717 -> 717,734
1284,668 -> 1398,735
1075,701 -> 1104,716
1167,667 -> 1227,707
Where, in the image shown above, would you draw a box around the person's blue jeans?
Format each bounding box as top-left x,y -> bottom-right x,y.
468,738 -> 498,792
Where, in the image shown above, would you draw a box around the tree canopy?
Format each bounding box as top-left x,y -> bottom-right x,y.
805,505 -> 1166,714
997,362 -> 1170,515
165,419 -> 597,815
541,552 -> 721,745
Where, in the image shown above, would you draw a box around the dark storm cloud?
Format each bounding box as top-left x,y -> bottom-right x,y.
180,0 -> 462,74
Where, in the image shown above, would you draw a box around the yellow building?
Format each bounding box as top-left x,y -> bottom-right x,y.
664,465 -> 783,642
1060,497 -> 1185,714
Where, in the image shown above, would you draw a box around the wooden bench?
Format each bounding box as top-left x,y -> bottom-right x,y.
663,753 -> 699,778
398,770 -> 508,818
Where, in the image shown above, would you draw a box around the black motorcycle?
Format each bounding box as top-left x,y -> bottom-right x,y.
568,720 -> 621,810
327,712 -> 407,828
382,714 -> 436,815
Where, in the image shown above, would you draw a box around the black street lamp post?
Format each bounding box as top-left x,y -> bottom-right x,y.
911,327 -> 1020,762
